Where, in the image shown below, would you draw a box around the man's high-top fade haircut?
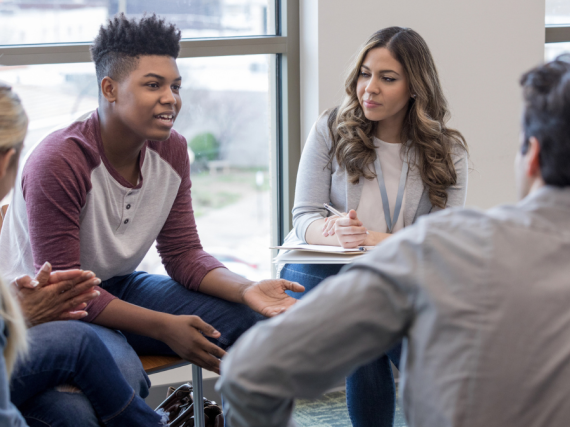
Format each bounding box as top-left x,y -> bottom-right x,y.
91,13 -> 181,90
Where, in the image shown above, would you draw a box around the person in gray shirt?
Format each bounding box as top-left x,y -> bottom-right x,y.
217,56 -> 570,427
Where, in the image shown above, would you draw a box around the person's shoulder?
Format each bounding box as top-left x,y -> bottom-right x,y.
417,206 -> 489,231
146,129 -> 189,176
306,108 -> 336,150
24,112 -> 101,178
445,135 -> 468,163
314,108 -> 334,135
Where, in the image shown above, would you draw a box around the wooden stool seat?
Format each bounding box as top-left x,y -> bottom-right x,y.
140,355 -> 188,375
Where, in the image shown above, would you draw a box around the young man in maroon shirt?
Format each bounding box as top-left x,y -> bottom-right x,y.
0,14 -> 303,426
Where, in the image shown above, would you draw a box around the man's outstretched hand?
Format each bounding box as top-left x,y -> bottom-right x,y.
242,279 -> 305,317
11,262 -> 101,326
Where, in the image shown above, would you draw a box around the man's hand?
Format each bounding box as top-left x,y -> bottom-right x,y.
242,279 -> 305,317
162,315 -> 226,374
11,262 -> 101,326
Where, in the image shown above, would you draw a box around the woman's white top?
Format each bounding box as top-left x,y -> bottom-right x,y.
356,138 -> 406,233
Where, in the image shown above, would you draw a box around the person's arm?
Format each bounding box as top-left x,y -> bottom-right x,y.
155,137 -> 303,313
217,229 -> 422,427
0,317 -> 27,426
292,114 -> 337,244
22,136 -> 118,322
91,299 -> 227,373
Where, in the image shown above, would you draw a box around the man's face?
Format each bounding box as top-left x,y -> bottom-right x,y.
114,55 -> 182,142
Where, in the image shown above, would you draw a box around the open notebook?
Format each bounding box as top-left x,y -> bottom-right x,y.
270,244 -> 375,254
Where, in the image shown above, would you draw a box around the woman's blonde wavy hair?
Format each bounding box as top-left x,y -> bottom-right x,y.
0,82 -> 28,376
328,27 -> 467,208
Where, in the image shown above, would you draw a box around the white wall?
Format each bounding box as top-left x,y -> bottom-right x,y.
300,0 -> 545,209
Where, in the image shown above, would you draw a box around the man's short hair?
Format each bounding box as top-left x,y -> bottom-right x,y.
520,55 -> 570,187
90,13 -> 181,89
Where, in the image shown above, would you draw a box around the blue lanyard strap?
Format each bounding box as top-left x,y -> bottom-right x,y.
373,155 -> 409,234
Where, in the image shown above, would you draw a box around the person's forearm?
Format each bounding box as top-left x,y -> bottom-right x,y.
90,299 -> 170,341
364,230 -> 392,246
305,219 -> 341,246
198,267 -> 253,303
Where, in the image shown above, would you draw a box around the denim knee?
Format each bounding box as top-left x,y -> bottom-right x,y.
87,323 -> 150,398
20,389 -> 100,427
216,304 -> 265,349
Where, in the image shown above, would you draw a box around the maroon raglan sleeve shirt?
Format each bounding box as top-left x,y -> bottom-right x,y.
0,111 -> 224,322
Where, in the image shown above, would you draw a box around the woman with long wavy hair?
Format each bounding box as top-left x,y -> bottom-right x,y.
281,27 -> 468,426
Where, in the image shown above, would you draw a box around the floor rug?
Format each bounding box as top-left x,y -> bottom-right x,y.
293,390 -> 407,427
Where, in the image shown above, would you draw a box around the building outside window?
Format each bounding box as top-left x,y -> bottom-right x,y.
545,0 -> 570,61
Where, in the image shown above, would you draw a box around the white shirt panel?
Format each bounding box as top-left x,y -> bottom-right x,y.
356,138 -> 406,233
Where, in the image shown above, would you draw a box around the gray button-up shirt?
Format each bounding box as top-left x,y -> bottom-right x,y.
218,186 -> 570,427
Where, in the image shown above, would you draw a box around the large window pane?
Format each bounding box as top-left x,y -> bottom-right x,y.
0,53 -> 275,280
545,42 -> 570,61
0,0 -> 276,46
546,0 -> 570,25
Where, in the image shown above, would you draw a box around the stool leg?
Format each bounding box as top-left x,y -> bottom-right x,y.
192,364 -> 205,427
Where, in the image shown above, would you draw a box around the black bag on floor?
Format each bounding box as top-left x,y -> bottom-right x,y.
155,383 -> 224,427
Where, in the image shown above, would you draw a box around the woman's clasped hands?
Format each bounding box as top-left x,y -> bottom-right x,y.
323,209 -> 369,248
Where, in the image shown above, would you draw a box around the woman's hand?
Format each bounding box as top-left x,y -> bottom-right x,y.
334,210 -> 369,248
161,315 -> 227,374
11,262 -> 101,326
322,214 -> 344,237
242,279 -> 305,317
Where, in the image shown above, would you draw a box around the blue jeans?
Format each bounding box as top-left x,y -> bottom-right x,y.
100,271 -> 265,354
11,321 -> 162,427
281,263 -> 402,427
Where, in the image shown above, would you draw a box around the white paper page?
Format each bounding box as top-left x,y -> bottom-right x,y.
270,244 -> 374,254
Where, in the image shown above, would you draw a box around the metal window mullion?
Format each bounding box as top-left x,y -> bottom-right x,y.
0,36 -> 288,66
276,0 -> 300,244
546,25 -> 570,43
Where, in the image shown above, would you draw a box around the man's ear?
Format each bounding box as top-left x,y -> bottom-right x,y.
0,149 -> 16,180
525,136 -> 541,179
101,77 -> 118,103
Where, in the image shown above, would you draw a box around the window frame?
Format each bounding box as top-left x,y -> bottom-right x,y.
546,25 -> 570,43
0,0 -> 301,253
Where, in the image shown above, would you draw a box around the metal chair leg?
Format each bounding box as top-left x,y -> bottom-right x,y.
192,364 -> 205,427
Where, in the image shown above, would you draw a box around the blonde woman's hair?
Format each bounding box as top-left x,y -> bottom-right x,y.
0,82 -> 28,376
328,27 -> 467,209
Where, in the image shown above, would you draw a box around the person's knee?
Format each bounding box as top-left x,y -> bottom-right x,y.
29,320 -> 96,349
217,304 -> 265,348
19,389 -> 100,427
87,323 -> 151,397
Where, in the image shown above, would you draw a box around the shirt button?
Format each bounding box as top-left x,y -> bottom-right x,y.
124,219 -> 129,224
126,204 -> 131,209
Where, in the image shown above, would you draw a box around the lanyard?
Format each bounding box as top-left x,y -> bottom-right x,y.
373,155 -> 408,234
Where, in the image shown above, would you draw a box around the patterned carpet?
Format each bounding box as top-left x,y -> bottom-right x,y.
292,389 -> 407,427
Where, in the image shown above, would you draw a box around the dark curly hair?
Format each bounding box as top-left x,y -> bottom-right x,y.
91,13 -> 181,88
520,54 -> 570,187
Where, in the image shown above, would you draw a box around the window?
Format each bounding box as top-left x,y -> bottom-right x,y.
0,0 -> 300,279
0,0 -> 276,45
545,0 -> 570,61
